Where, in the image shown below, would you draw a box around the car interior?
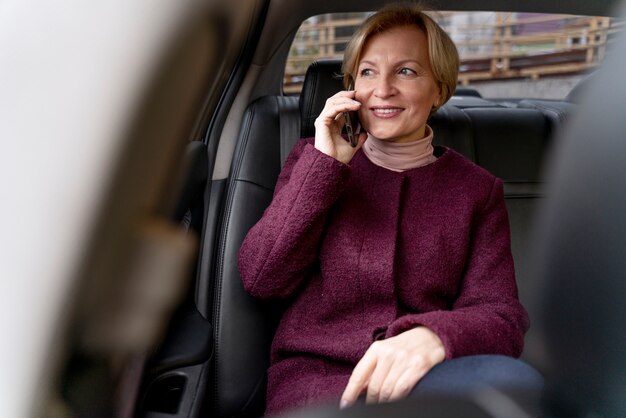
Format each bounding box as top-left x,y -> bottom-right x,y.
31,0 -> 624,417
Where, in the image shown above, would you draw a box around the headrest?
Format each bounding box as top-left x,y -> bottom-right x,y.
299,59 -> 344,138
453,87 -> 482,98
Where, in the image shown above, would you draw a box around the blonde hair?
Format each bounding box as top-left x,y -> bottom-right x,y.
342,3 -> 459,111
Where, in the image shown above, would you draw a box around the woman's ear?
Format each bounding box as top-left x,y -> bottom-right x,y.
433,84 -> 444,110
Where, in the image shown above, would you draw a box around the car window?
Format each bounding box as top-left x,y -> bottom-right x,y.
285,11 -> 624,99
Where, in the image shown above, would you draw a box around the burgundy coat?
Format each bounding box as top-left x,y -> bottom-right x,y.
239,139 -> 529,415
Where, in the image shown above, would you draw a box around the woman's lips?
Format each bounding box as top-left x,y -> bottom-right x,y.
370,107 -> 403,118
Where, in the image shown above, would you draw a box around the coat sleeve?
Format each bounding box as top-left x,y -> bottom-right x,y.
386,177 -> 529,358
238,139 -> 350,299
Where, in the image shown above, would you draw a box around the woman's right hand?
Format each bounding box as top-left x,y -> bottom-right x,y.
314,90 -> 367,164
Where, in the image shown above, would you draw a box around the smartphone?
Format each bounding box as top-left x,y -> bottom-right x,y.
343,111 -> 358,147
343,81 -> 360,147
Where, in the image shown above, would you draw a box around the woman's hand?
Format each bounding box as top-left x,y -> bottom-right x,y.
314,90 -> 367,164
340,327 -> 446,408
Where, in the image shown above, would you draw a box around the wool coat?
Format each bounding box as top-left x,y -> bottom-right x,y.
238,138 -> 529,415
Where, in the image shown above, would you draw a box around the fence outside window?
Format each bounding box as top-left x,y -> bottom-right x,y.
285,12 -> 623,94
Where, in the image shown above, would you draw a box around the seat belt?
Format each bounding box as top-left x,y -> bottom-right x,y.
277,96 -> 301,167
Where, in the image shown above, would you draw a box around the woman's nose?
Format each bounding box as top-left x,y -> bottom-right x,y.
373,75 -> 397,98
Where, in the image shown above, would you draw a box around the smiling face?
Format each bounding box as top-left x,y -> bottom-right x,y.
355,25 -> 442,143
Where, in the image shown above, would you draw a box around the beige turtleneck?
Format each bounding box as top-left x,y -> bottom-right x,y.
361,125 -> 437,172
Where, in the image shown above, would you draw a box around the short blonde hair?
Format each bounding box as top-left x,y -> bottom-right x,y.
342,3 -> 459,111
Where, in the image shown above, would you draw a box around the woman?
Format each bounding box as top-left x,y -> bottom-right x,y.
239,3 -> 539,416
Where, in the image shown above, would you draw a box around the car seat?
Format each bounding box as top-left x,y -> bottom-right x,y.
208,59 -> 345,417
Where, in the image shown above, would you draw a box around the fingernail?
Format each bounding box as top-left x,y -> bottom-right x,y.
339,400 -> 349,409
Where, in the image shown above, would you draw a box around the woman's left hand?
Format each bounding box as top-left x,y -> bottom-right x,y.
340,326 -> 446,408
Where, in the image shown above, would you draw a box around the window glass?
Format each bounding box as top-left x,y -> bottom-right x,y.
285,12 -> 624,99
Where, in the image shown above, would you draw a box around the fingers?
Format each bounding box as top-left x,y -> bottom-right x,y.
368,348 -> 408,403
364,344 -> 424,404
340,341 -> 410,408
340,349 -> 377,408
316,91 -> 361,126
340,327 -> 447,408
383,353 -> 435,402
385,363 -> 425,402
314,90 -> 364,164
364,343 -> 395,404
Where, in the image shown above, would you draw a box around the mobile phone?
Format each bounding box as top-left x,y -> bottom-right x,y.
343,111 -> 358,147
343,81 -> 360,147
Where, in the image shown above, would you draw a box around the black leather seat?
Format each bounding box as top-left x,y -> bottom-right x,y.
299,60 -> 345,138
208,60 -> 347,417
429,104 -> 474,160
517,99 -> 577,144
209,97 -> 296,417
463,106 -> 553,365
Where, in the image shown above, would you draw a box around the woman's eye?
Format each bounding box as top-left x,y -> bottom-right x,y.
399,68 -> 417,76
359,68 -> 373,77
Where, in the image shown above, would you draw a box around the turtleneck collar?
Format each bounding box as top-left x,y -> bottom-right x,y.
361,125 -> 437,172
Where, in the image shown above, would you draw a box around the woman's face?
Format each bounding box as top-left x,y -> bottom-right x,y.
355,25 -> 441,143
